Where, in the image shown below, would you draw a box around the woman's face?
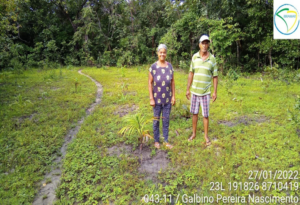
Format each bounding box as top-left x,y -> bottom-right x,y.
157,48 -> 167,61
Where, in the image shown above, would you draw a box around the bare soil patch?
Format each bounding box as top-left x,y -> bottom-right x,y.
107,143 -> 169,182
219,115 -> 268,127
32,70 -> 103,205
114,104 -> 139,117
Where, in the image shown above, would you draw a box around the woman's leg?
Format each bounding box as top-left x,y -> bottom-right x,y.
153,104 -> 162,142
162,103 -> 172,142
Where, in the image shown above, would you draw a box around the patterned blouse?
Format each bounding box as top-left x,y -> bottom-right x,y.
149,62 -> 174,105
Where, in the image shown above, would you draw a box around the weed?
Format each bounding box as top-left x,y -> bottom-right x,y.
118,93 -> 128,102
46,178 -> 52,184
74,78 -> 81,92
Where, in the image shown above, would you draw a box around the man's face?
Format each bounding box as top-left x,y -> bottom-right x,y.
199,40 -> 210,52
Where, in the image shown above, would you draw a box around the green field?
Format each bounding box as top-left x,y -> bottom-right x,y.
1,66 -> 300,204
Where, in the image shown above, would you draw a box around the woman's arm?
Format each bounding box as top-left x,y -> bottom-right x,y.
148,72 -> 155,106
171,75 -> 176,106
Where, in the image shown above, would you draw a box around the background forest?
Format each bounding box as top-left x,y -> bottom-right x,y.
1,0 -> 300,73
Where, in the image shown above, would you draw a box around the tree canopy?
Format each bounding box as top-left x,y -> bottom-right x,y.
1,0 -> 299,72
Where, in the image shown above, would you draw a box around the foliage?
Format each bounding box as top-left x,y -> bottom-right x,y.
1,0 -> 299,72
118,113 -> 154,149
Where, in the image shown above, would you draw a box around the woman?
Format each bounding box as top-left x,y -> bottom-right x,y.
148,44 -> 175,149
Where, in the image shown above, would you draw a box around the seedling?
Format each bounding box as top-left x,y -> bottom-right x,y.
119,113 -> 155,151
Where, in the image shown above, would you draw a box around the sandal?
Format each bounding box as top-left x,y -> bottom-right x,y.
154,142 -> 160,149
188,135 -> 196,142
165,143 -> 173,149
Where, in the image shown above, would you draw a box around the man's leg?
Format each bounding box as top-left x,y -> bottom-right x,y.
200,94 -> 211,143
189,94 -> 200,140
191,114 -> 198,138
203,116 -> 209,143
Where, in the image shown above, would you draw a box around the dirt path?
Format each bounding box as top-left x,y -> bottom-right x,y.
32,70 -> 103,205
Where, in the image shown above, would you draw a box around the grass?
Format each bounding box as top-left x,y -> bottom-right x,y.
1,65 -> 300,204
56,66 -> 300,204
0,67 -> 95,204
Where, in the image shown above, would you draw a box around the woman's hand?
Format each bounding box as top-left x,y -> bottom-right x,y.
150,98 -> 155,107
171,96 -> 176,106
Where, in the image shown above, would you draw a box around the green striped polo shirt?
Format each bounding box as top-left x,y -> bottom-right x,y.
189,51 -> 218,96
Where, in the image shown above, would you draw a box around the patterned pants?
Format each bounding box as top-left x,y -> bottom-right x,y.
153,103 -> 172,143
190,94 -> 210,117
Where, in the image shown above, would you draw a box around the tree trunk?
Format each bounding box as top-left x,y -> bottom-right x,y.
220,56 -> 224,74
268,48 -> 272,69
189,32 -> 193,57
236,40 -> 239,67
209,30 -> 215,56
258,50 -> 260,70
297,40 -> 300,70
151,36 -> 155,57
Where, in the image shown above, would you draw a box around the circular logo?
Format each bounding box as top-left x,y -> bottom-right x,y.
274,4 -> 300,35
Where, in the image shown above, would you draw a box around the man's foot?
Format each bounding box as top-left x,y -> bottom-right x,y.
188,135 -> 196,142
154,142 -> 160,149
165,142 -> 173,149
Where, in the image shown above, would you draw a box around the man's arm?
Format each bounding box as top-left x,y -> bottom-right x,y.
186,71 -> 194,100
148,72 -> 155,106
212,76 -> 218,102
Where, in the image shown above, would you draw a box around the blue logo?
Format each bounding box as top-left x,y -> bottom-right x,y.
274,4 -> 300,35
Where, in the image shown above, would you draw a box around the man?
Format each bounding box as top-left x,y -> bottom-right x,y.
186,34 -> 218,146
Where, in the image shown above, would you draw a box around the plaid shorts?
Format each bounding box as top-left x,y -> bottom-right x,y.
190,94 -> 210,117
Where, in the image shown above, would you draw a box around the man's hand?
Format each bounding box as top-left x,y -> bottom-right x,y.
186,90 -> 191,100
171,96 -> 176,106
150,99 -> 155,107
212,92 -> 217,102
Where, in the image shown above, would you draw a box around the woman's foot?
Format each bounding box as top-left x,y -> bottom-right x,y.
205,140 -> 211,147
188,135 -> 196,142
165,142 -> 173,149
154,142 -> 160,149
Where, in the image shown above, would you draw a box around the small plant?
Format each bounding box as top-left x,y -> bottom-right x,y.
225,68 -> 240,95
288,95 -> 300,127
45,178 -> 52,184
121,66 -> 126,77
120,82 -> 129,92
9,94 -> 33,113
181,104 -> 191,118
118,113 -> 155,151
171,99 -> 191,119
41,92 -> 48,98
118,93 -> 128,102
179,60 -> 190,72
74,78 -> 81,92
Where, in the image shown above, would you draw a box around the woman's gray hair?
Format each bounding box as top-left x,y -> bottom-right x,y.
157,44 -> 167,52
